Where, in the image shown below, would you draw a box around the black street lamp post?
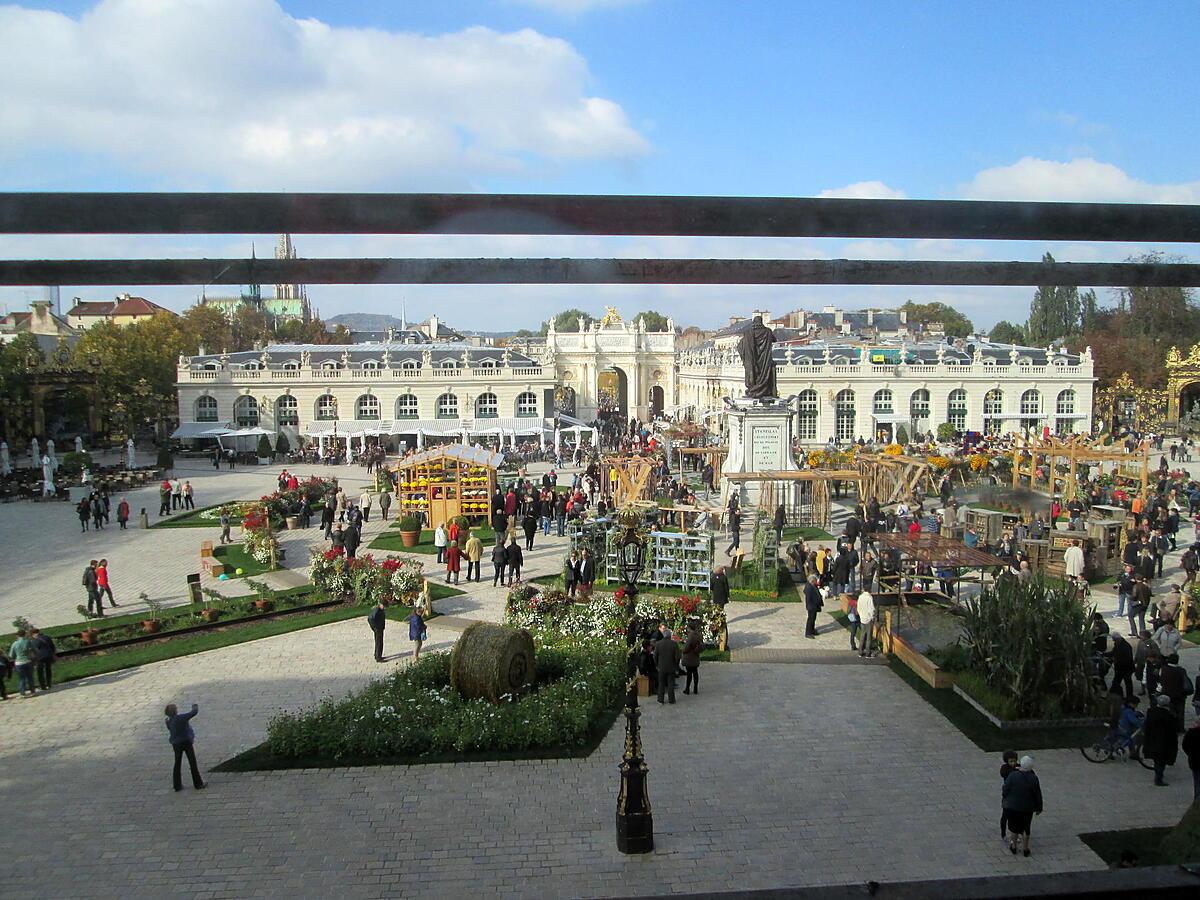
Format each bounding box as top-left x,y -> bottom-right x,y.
615,505 -> 653,854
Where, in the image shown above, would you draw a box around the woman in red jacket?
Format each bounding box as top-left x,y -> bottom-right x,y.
444,540 -> 462,585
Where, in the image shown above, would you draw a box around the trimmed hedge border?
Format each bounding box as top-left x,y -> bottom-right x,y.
952,684 -> 1103,731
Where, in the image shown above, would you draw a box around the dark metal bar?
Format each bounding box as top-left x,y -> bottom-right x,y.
1,257 -> 1198,287
1,192 -> 1198,242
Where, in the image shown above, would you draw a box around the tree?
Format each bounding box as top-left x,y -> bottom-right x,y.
988,320 -> 1027,345
900,301 -> 973,338
0,333 -> 42,442
1115,252 -> 1198,339
179,303 -> 233,353
1027,253 -> 1083,345
324,323 -> 353,344
1079,289 -> 1100,333
636,310 -> 670,332
544,308 -> 593,333
230,306 -> 273,351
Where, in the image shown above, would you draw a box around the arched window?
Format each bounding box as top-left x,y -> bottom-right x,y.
475,392 -> 499,419
195,395 -> 218,423
796,389 -> 818,441
835,389 -> 856,443
233,395 -> 259,427
439,360 -> 457,370
515,391 -> 538,418
436,392 -> 459,419
321,360 -> 342,370
910,389 -> 930,421
241,361 -> 262,371
947,389 -> 967,432
477,359 -> 497,370
202,362 -> 218,371
395,394 -> 418,419
401,360 -> 418,370
1020,389 -> 1041,432
361,360 -> 380,370
983,389 -> 1003,435
275,395 -> 298,427
282,361 -> 299,371
315,394 -> 338,421
1056,389 -> 1076,436
356,394 -> 380,420
873,388 -> 893,414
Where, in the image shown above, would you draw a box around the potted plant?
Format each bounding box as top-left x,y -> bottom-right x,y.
74,606 -> 101,645
246,579 -> 277,613
199,589 -> 223,623
141,591 -> 164,633
397,513 -> 422,548
256,434 -> 273,465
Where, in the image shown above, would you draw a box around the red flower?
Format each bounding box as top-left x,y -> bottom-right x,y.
322,547 -> 345,561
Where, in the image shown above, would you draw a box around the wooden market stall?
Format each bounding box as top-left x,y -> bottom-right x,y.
601,454 -> 657,507
676,445 -> 727,481
856,453 -> 937,506
1011,435 -> 1149,503
392,444 -> 502,526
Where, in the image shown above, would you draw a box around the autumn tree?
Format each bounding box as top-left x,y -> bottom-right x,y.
179,303 -> 233,353
900,301 -> 973,338
988,320 -> 1027,345
636,310 -> 671,332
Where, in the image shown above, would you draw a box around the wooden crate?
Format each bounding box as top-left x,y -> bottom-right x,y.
965,508 -> 1004,545
199,540 -> 213,558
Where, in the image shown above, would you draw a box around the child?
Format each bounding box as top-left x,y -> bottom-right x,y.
999,751 -> 1019,841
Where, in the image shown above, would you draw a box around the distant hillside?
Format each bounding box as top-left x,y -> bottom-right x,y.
325,313 -> 406,330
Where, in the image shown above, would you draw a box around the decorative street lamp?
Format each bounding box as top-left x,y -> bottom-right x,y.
614,504 -> 653,854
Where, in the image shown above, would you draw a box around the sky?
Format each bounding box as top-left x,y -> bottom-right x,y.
1,0 -> 1198,331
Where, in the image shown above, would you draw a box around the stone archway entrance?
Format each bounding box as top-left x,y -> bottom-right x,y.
597,367 -> 628,420
648,384 -> 664,418
1180,382 -> 1200,427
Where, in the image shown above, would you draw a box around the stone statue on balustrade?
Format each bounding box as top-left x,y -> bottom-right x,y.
738,315 -> 777,400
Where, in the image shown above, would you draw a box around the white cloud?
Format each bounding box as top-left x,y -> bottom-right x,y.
817,180 -> 907,200
960,157 -> 1200,204
0,0 -> 648,189
510,0 -> 647,14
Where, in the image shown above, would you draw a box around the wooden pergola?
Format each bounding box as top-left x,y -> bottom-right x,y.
677,445 -> 727,481
857,453 -> 936,506
1011,435 -> 1149,502
601,454 -> 657,506
724,469 -> 860,531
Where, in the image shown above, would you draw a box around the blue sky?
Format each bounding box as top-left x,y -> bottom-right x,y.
1,0 -> 1197,330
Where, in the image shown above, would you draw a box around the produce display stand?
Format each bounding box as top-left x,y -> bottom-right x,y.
1011,435 -> 1149,503
392,444 -> 501,526
605,527 -> 714,592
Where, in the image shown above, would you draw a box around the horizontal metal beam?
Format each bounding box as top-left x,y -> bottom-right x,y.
2,257 -> 1199,286
2,192 -> 1198,242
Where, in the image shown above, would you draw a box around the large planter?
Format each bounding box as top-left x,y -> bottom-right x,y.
254,599 -> 275,613
399,529 -> 421,548
142,620 -> 162,634
79,628 -> 100,646
200,608 -> 221,623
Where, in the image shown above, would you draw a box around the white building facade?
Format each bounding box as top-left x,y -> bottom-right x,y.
676,340 -> 1096,445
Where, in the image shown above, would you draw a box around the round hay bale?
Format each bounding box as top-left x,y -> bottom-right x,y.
450,622 -> 536,703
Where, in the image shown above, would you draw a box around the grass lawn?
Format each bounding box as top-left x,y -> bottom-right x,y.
212,543 -> 273,578
1079,828 -> 1173,866
371,524 -> 497,554
782,526 -> 834,541
1,584 -> 463,687
151,503 -> 226,528
700,648 -> 730,662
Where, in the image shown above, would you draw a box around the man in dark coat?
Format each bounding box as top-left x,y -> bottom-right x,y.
577,548 -> 596,599
773,504 -> 786,546
803,574 -> 823,639
491,538 -> 508,587
368,600 -> 386,662
1109,633 -> 1135,699
1158,652 -> 1190,732
709,566 -> 730,608
343,524 -> 360,559
1144,694 -> 1179,786
653,625 -> 681,704
830,550 -> 851,596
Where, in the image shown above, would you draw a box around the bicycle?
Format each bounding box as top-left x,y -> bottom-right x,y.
1080,727 -> 1155,769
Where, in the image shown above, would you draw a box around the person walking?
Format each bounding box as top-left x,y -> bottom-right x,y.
164,703 -> 205,792
445,540 -> 462,584
505,536 -> 524,585
1158,652 -> 1190,732
1110,632 -> 1134,700
491,537 -> 508,587
803,574 -> 823,639
117,497 -> 130,530
343,522 -> 361,560
522,511 -> 538,551
464,531 -> 483,583
321,501 -> 335,539
77,497 -> 90,532
96,558 -> 117,608
409,608 -> 426,660
726,507 -> 742,557
653,626 -> 680,704
8,629 -> 36,697
998,751 -> 1019,843
30,628 -> 55,691
1002,755 -> 1043,856
1181,717 -> 1200,801
219,509 -> 232,545
359,489 -> 372,523
91,494 -> 104,530
367,600 -> 387,662
1144,694 -> 1179,786
378,489 -> 391,521
564,550 -> 580,597
82,559 -> 103,617
182,480 -> 195,510
434,522 -> 448,564
681,621 -> 702,695
170,477 -> 183,511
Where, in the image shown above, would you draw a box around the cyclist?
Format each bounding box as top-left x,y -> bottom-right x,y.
1115,696 -> 1144,755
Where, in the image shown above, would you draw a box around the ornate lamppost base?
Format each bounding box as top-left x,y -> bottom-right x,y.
616,808 -> 654,854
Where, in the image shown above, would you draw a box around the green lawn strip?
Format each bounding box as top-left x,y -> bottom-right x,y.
151,503 -> 226,528
700,649 -> 730,662
886,657 -> 1103,752
373,525 -> 496,554
1078,828 -> 1173,866
782,526 -> 834,541
212,543 -> 273,578
5,585 -> 464,687
213,703 -> 622,772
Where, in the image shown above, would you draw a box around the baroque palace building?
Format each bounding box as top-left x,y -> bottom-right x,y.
174,308 -> 1095,450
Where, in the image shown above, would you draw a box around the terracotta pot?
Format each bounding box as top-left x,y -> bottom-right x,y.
200,608 -> 221,622
254,599 -> 274,612
399,529 -> 421,548
142,620 -> 162,634
79,628 -> 100,646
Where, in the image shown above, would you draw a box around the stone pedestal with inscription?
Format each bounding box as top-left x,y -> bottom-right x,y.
720,398 -> 798,510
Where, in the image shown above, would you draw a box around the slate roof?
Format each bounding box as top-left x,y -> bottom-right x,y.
188,342 -> 540,369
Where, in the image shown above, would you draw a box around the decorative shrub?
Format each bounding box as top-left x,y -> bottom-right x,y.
264,638 -> 624,760
397,514 -> 422,531
241,509 -> 279,565
274,432 -> 290,455
960,577 -> 1098,719
896,424 -> 909,445
58,450 -> 93,478
308,548 -> 424,604
156,447 -> 174,470
936,422 -> 956,442
256,434 -> 273,458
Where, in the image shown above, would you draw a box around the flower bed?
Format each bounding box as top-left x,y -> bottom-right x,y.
504,584 -> 723,645
240,508 -> 280,566
308,547 -> 425,604
236,638 -> 625,766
